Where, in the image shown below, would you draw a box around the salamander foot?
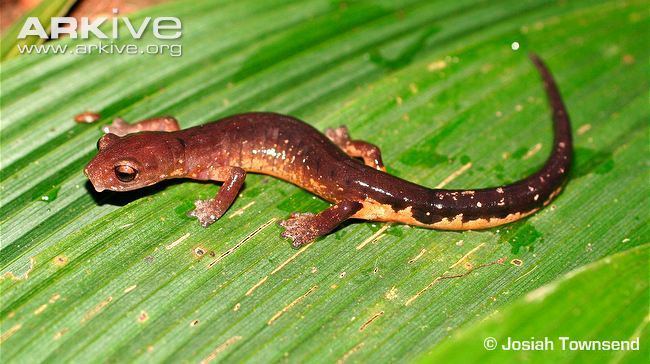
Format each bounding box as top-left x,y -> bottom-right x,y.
188,199 -> 225,227
102,116 -> 180,136
279,212 -> 321,248
102,118 -> 131,136
279,201 -> 363,248
325,125 -> 386,171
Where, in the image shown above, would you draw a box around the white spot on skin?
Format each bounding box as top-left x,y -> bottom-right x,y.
476,202 -> 482,207
434,204 -> 443,209
496,187 -> 504,193
534,194 -> 539,201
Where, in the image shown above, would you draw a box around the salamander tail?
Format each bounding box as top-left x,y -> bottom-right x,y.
417,53 -> 572,230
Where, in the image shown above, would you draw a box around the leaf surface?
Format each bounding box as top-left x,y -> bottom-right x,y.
1,0 -> 647,362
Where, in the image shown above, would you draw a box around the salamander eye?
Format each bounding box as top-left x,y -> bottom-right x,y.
114,164 -> 138,182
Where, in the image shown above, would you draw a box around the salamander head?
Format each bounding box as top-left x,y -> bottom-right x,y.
84,133 -> 185,192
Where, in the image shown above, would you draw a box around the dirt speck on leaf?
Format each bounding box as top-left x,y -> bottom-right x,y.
359,311 -> 384,332
74,111 -> 101,124
81,296 -> 113,323
53,328 -> 69,340
49,293 -> 61,303
34,304 -> 48,315
2,257 -> 36,281
385,287 -> 398,300
337,342 -> 365,364
53,255 -> 68,267
0,324 -> 22,343
200,336 -> 243,364
268,286 -> 318,325
194,246 -> 207,258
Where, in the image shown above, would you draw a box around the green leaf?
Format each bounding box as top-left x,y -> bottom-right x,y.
418,243 -> 650,363
1,0 -> 647,362
0,0 -> 78,61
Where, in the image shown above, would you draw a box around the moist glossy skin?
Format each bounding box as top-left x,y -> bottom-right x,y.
85,54 -> 572,248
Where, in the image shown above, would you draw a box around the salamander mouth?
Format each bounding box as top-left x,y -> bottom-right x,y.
86,178 -> 106,193
83,166 -> 104,192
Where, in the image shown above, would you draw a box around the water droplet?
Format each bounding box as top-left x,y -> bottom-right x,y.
36,186 -> 60,203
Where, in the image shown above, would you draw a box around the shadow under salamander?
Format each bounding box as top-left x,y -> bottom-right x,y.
85,179 -> 208,207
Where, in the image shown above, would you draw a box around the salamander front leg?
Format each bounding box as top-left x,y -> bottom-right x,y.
280,200 -> 363,248
103,116 -> 180,136
325,126 -> 386,171
188,167 -> 246,227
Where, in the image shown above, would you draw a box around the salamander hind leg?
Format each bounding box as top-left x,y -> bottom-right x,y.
103,116 -> 181,136
279,200 -> 363,248
325,125 -> 386,171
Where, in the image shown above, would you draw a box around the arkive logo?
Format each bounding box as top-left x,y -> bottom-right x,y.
14,8 -> 183,57
17,8 -> 182,40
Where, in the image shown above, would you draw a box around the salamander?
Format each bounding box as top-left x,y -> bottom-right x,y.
84,53 -> 572,248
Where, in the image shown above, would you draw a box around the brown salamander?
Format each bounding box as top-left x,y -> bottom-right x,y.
85,53 -> 572,248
